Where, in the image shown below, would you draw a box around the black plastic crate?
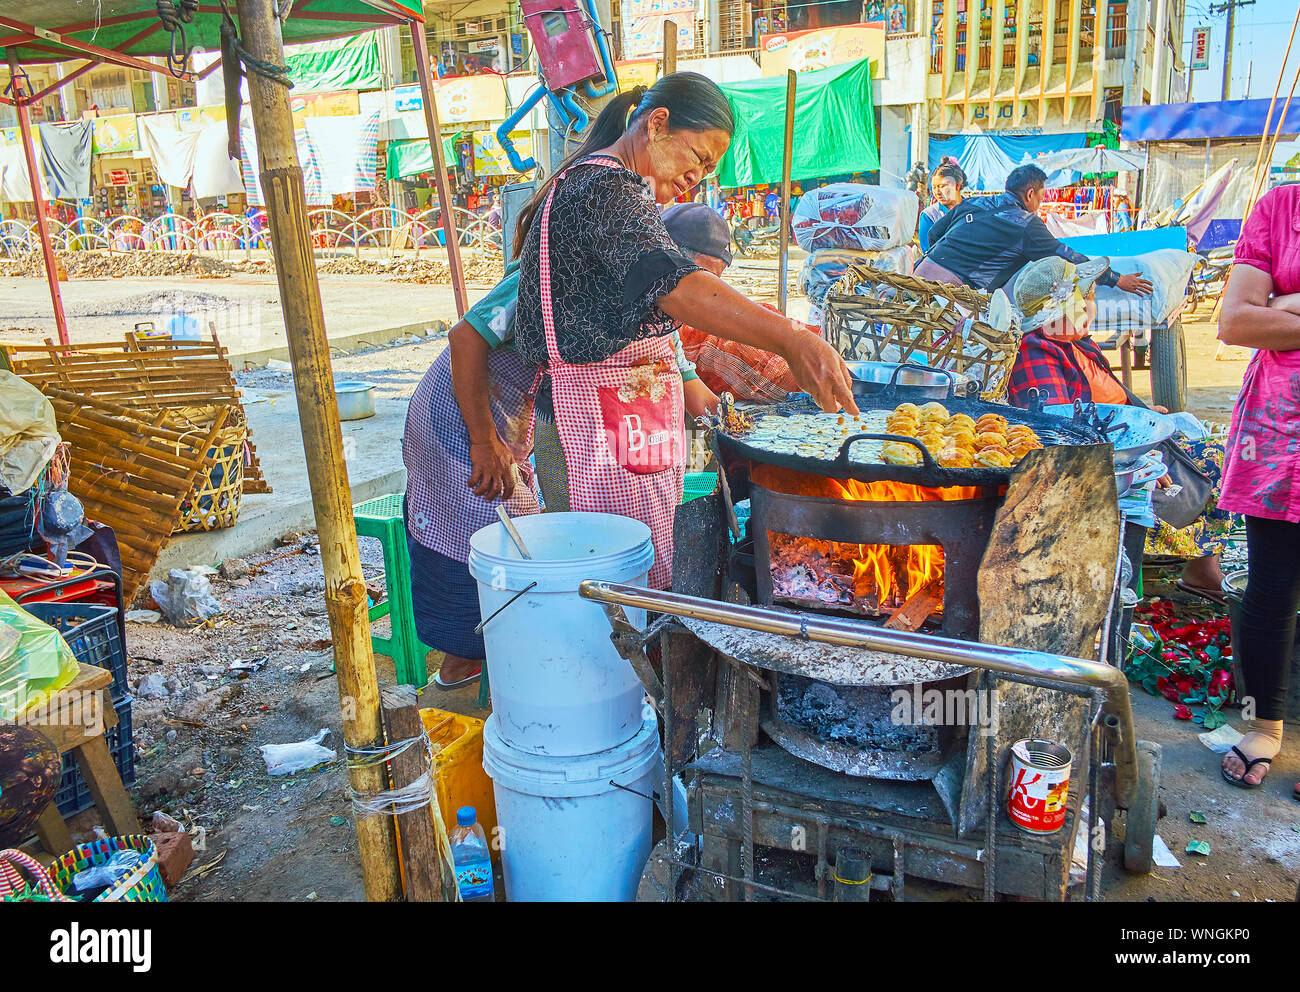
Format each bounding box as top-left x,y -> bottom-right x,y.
23,602 -> 127,702
54,694 -> 136,818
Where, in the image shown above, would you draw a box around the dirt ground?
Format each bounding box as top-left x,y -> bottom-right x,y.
40,269 -> 1299,904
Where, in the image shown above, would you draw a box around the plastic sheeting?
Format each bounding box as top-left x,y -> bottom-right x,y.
0,587 -> 78,724
0,372 -> 58,497
1143,143 -> 1251,236
715,58 -> 878,188
303,111 -> 381,195
791,183 -> 918,252
285,31 -> 383,93
927,132 -> 1090,192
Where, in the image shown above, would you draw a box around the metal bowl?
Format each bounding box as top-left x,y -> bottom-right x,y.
335,381 -> 376,420
1043,402 -> 1176,461
845,361 -> 978,401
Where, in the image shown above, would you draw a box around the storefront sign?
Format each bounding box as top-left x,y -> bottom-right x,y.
621,0 -> 696,58
290,90 -> 361,129
176,105 -> 227,132
1191,26 -> 1211,72
91,114 -> 140,154
106,169 -> 132,186
471,39 -> 499,53
473,130 -> 533,176
394,84 -> 423,113
760,23 -> 885,79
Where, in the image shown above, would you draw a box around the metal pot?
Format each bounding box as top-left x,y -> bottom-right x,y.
335,381 -> 376,420
845,361 -> 978,401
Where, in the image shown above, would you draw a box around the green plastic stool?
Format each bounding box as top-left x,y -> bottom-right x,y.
352,494 -> 490,707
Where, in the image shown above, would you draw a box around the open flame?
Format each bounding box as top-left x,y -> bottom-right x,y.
753,465 -> 978,620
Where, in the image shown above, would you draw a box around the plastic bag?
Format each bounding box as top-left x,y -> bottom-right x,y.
1083,249 -> 1198,330
0,587 -> 79,723
70,849 -> 142,895
0,371 -> 59,497
791,183 -> 920,253
260,728 -> 337,776
149,568 -> 223,626
799,246 -> 915,308
38,488 -> 85,568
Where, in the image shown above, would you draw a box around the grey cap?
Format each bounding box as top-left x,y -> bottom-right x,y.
663,203 -> 733,266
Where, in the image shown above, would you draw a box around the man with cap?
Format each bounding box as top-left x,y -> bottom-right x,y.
400,203 -> 731,689
664,202 -> 821,403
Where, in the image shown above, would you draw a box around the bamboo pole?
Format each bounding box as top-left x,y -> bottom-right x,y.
234,0 -> 401,903
663,20 -> 677,75
777,69 -> 795,316
1246,53 -> 1300,216
1244,5 -> 1299,215
7,50 -> 70,347
409,23 -> 468,318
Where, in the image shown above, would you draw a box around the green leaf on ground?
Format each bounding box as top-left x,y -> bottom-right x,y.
1189,811 -> 1207,824
1185,840 -> 1211,857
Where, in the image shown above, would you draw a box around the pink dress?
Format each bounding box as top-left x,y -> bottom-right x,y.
1217,185 -> 1300,523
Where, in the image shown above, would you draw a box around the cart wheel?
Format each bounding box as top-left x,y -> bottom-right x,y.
1123,740 -> 1162,874
1149,321 -> 1187,413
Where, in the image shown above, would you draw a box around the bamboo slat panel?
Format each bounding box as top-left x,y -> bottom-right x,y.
0,334 -> 271,494
824,264 -> 1023,402
44,388 -> 228,601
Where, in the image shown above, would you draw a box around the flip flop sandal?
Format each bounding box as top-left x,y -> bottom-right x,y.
1221,745 -> 1271,790
433,667 -> 482,690
1177,579 -> 1228,607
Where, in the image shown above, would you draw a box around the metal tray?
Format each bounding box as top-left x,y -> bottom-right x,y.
845,361 -> 978,401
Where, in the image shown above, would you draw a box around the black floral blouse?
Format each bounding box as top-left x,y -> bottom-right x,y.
513,155 -> 700,368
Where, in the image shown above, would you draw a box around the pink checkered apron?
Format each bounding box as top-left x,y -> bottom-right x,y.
533,159 -> 685,589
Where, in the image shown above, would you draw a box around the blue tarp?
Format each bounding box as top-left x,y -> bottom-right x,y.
1122,98 -> 1300,142
927,132 -> 1089,192
1058,227 -> 1188,256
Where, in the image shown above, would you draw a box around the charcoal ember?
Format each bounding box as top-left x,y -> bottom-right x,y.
777,674 -> 941,753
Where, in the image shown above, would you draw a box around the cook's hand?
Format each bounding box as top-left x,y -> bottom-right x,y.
468,437 -> 517,502
1153,405 -> 1170,414
1116,272 -> 1153,296
785,331 -> 859,416
683,377 -> 720,419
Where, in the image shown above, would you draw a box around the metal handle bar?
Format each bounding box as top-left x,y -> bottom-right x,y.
578,579 -> 1136,808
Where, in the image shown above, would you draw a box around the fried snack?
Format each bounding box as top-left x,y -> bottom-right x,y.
943,424 -> 976,443
886,417 -> 918,434
918,401 -> 949,422
976,413 -> 1009,433
893,402 -> 920,418
938,447 -> 974,468
973,431 -> 1007,450
882,440 -> 922,466
948,413 -> 976,430
1006,426 -> 1039,444
1009,440 -> 1043,461
975,447 -> 1013,468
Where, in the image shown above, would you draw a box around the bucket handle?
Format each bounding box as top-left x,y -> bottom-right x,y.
608,780 -> 661,802
473,581 -> 539,634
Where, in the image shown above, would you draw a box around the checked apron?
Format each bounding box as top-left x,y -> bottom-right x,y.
532,158 -> 685,589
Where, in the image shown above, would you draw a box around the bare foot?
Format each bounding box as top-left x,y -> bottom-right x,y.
438,653 -> 481,683
1181,554 -> 1225,591
1221,732 -> 1279,787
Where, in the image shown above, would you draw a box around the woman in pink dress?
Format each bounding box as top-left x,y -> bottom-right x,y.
1216,183 -> 1300,796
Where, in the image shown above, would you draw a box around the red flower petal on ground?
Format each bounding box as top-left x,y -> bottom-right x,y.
1173,704 -> 1193,720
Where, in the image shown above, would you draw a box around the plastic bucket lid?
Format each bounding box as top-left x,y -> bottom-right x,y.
482,712 -> 660,798
467,511 -> 654,593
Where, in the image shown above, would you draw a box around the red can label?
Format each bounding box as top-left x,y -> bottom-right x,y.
1007,741 -> 1071,834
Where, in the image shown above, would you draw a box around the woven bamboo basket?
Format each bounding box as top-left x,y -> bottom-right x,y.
823,264 -> 1022,401
168,404 -> 248,534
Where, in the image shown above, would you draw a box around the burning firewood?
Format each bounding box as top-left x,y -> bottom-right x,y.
883,576 -> 944,632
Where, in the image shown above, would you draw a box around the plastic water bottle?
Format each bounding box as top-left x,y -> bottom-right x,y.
450,806 -> 494,903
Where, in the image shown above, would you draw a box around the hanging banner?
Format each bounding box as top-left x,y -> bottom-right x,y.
621,0 -> 697,58
91,114 -> 139,154
760,23 -> 886,79
176,105 -> 227,132
428,76 -> 508,126
473,131 -> 533,176
290,90 -> 362,130
1190,26 -> 1211,72
616,59 -> 659,91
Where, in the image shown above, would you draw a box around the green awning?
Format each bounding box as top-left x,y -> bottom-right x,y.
387,134 -> 460,180
286,32 -> 383,92
2,1 -> 422,64
716,58 -> 879,189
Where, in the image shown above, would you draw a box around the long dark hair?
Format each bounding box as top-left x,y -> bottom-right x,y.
512,72 -> 735,257
932,157 -> 966,189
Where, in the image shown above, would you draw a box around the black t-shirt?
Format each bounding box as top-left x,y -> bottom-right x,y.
513,156 -> 700,367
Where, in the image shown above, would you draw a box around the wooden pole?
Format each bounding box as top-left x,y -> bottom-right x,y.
7,51 -> 70,347
409,22 -> 468,318
1245,45 -> 1300,217
234,0 -> 402,903
663,19 -> 677,75
380,685 -> 455,902
777,70 -> 795,315
1244,4 -> 1299,213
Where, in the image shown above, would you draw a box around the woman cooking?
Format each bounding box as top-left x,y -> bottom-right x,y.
509,72 -> 856,591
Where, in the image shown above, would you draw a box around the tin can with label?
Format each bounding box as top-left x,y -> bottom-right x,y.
1007,738 -> 1072,834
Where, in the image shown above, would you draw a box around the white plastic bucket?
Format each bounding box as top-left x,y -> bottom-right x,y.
483,711 -> 660,902
467,512 -> 654,756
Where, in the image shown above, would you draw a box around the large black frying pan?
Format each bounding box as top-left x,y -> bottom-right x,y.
715,388 -> 1107,488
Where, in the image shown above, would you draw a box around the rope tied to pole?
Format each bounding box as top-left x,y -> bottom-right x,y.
219,0 -> 295,89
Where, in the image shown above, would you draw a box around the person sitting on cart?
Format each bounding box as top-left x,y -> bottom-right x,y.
914,164 -> 1154,297
917,158 -> 966,253
1005,255 -> 1232,604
